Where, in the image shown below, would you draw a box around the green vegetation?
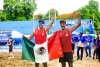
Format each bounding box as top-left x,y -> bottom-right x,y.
84,29 -> 89,34
0,0 -> 37,21
77,0 -> 100,31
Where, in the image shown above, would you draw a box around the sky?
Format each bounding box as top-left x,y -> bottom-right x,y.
0,0 -> 100,15
34,0 -> 100,15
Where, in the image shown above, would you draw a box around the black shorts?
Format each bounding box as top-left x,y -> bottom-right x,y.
9,46 -> 13,52
72,43 -> 75,51
59,52 -> 73,62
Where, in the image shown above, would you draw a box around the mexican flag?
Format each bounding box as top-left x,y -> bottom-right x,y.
22,32 -> 63,63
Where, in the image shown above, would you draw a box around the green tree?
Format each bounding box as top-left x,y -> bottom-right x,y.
37,13 -> 44,20
86,0 -> 100,31
78,7 -> 91,19
76,0 -> 100,31
2,0 -> 37,21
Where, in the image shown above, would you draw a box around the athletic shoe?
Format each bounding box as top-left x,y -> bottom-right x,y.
96,57 -> 98,59
8,57 -> 11,59
93,57 -> 94,59
77,58 -> 79,60
80,58 -> 82,61
11,56 -> 14,58
86,55 -> 88,57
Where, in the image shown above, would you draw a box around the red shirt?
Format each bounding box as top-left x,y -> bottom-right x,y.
34,28 -> 47,44
58,28 -> 72,52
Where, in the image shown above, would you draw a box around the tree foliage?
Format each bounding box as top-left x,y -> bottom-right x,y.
34,9 -> 59,20
0,0 -> 100,32
76,0 -> 100,31
0,0 -> 37,21
78,7 -> 91,19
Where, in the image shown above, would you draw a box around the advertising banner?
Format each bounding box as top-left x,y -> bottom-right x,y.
0,30 -> 12,45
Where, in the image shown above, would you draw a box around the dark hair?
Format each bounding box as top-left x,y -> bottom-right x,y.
8,35 -> 11,37
90,20 -> 91,23
38,19 -> 45,24
97,34 -> 99,36
80,32 -> 83,35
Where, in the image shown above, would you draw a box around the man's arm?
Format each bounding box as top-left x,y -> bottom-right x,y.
69,12 -> 81,33
45,9 -> 56,32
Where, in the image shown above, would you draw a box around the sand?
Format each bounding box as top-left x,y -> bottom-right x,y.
0,49 -> 100,67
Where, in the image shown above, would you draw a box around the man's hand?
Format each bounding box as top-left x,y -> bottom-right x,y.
51,9 -> 56,14
22,35 -> 24,38
78,12 -> 81,17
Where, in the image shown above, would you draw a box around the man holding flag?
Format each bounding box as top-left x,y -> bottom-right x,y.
56,12 -> 81,67
23,9 -> 56,67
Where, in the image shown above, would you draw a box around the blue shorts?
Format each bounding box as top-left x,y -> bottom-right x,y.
9,46 -> 13,52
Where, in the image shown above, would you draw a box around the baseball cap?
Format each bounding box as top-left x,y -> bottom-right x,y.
60,19 -> 66,23
38,19 -> 45,24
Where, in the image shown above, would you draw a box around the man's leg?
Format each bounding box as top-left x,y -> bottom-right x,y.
61,62 -> 66,67
96,48 -> 98,59
85,47 -> 88,57
8,47 -> 12,58
77,47 -> 80,60
68,62 -> 73,67
98,47 -> 100,62
93,49 -> 95,59
35,63 -> 39,67
11,47 -> 14,58
43,62 -> 48,67
89,48 -> 91,57
80,47 -> 83,60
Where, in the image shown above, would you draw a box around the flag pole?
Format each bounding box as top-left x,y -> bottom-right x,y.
33,12 -> 34,30
49,0 -> 50,23
33,3 -> 35,30
83,23 -> 84,34
54,0 -> 56,26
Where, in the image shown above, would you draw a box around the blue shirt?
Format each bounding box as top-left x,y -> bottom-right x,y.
72,37 -> 75,43
8,39 -> 14,47
97,40 -> 100,46
78,36 -> 86,44
86,38 -> 92,48
93,39 -> 96,46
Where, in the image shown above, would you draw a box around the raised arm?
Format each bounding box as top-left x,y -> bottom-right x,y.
45,9 -> 56,32
69,12 -> 81,33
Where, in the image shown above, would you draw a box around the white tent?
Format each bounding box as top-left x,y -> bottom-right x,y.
83,34 -> 94,36
12,30 -> 23,38
72,31 -> 79,35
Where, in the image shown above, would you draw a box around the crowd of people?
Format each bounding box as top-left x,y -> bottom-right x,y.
72,31 -> 100,63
